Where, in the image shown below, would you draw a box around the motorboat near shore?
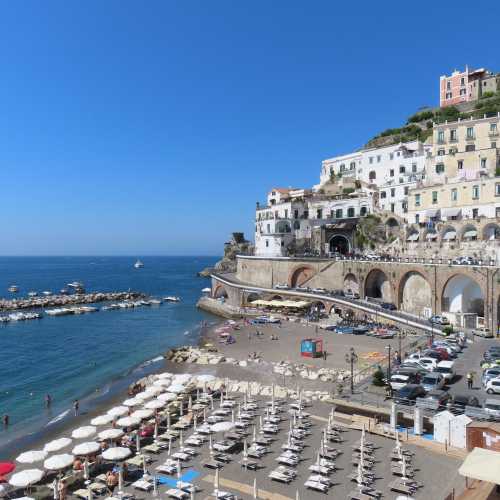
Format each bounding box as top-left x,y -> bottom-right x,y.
8,285 -> 19,293
164,296 -> 181,302
45,306 -> 98,316
134,259 -> 144,268
0,312 -> 42,322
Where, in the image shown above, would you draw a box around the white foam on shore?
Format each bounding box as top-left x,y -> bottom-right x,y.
46,409 -> 70,426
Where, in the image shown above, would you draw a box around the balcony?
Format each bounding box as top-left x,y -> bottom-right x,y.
437,138 -> 446,145
489,130 -> 499,138
465,134 -> 476,142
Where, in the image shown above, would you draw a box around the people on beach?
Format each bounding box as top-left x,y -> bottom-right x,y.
58,479 -> 67,500
45,393 -> 52,408
2,414 -> 9,428
73,399 -> 79,416
106,470 -> 118,495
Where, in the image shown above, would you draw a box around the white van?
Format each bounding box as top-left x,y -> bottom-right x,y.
389,374 -> 411,391
434,360 -> 455,382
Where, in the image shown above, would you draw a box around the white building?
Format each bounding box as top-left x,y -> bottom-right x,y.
319,141 -> 431,219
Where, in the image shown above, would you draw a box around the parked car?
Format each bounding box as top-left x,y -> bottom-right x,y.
429,315 -> 449,325
474,328 -> 494,338
424,389 -> 451,407
451,394 -> 480,409
389,374 -> 413,391
400,359 -> 432,372
365,253 -> 379,261
295,286 -> 310,292
330,289 -> 344,297
397,365 -> 428,378
274,283 -> 289,290
311,287 -> 327,294
404,355 -> 437,370
393,384 -> 426,405
431,347 -> 451,360
483,398 -> 500,419
433,341 -> 461,355
482,368 -> 500,387
422,349 -> 446,362
485,378 -> 500,395
421,372 -> 445,392
434,361 -> 456,382
381,302 -> 397,310
483,347 -> 500,361
344,290 -> 360,299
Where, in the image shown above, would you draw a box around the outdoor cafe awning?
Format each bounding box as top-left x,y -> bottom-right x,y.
442,231 -> 457,241
425,208 -> 440,218
426,232 -> 438,240
441,207 -> 461,218
406,233 -> 419,242
459,447 -> 500,485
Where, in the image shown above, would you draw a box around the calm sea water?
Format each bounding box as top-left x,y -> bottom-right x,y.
0,256 -> 217,452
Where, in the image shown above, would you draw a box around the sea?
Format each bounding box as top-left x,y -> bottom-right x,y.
0,256 -> 218,456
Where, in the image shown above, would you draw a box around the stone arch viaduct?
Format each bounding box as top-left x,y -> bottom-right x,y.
210,256 -> 500,332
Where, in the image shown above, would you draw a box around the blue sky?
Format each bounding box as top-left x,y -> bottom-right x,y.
0,1 -> 498,255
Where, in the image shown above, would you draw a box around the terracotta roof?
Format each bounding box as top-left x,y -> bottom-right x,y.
467,421 -> 500,433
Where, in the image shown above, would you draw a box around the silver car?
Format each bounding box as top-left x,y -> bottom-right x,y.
421,373 -> 445,392
483,399 -> 500,419
482,368 -> 500,387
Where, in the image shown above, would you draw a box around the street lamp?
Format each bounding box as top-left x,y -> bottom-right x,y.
344,348 -> 358,395
385,344 -> 392,382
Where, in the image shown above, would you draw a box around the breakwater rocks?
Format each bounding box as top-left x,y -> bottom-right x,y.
0,291 -> 145,312
165,345 -> 352,384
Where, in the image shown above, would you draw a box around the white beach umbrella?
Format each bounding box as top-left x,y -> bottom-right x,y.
116,416 -> 141,428
71,426 -> 96,439
156,372 -> 172,379
16,450 -> 47,464
157,392 -> 177,403
102,447 -> 131,461
107,406 -> 128,418
9,469 -> 44,488
122,397 -> 142,407
144,400 -> 164,410
90,414 -> 114,426
44,454 -> 73,471
143,386 -> 163,397
134,391 -> 154,402
72,441 -> 100,456
211,421 -> 235,433
153,379 -> 171,388
173,374 -> 192,384
167,384 -> 185,394
196,374 -> 215,383
131,409 -> 154,420
98,428 -> 124,441
43,437 -> 72,453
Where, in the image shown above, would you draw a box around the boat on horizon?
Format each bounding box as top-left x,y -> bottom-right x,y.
134,259 -> 144,269
28,291 -> 38,297
8,285 -> 19,293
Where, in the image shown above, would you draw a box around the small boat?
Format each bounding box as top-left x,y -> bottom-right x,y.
163,296 -> 181,302
60,288 -> 69,295
28,291 -> 38,297
149,299 -> 162,305
134,260 -> 144,269
67,282 -> 85,293
8,285 -> 19,293
42,291 -> 53,296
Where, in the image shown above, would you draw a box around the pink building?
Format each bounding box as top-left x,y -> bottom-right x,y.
440,66 -> 498,108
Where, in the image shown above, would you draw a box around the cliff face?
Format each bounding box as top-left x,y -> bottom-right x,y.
198,232 -> 254,276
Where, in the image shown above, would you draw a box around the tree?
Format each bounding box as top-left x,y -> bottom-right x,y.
372,368 -> 385,387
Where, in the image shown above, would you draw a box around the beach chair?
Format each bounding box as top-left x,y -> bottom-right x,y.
171,452 -> 190,461
269,470 -> 292,483
165,488 -> 189,499
348,491 -> 373,500
304,479 -> 329,493
131,479 -> 153,491
89,482 -> 107,494
74,489 -> 93,500
308,464 -> 332,475
203,459 -> 223,469
156,464 -> 176,475
213,453 -> 232,464
389,479 -> 416,495
143,443 -> 162,454
307,474 -> 332,486
276,455 -> 299,466
239,459 -> 259,471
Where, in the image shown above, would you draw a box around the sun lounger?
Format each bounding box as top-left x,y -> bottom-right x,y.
165,488 -> 189,499
276,455 -> 299,466
126,455 -> 153,467
269,471 -> 292,483
143,443 -> 162,454
95,474 -> 108,483
304,479 -> 329,493
281,444 -> 303,453
308,464 -> 332,475
240,459 -> 259,470
213,490 -> 237,499
203,459 -> 223,469
171,452 -> 190,461
74,489 -> 93,500
389,479 -> 416,495
254,436 -> 273,446
213,453 -> 232,463
307,474 -> 331,486
348,491 -> 373,500
132,479 -> 153,491
156,464 -> 176,475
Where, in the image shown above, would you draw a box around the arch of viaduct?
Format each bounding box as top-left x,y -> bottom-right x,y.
211,258 -> 500,332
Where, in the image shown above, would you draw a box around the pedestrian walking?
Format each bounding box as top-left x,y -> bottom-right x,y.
466,372 -> 473,389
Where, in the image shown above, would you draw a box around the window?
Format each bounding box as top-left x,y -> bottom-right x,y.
465,144 -> 475,152
491,123 -> 498,133
432,191 -> 438,204
437,149 -> 445,156
399,178 -> 403,184
284,209 -> 288,218
369,157 -> 373,164
496,207 -> 500,218
472,208 -> 479,219
415,194 -> 421,207
340,163 -> 345,172
446,81 -> 451,90
266,223 -> 270,233
390,169 -> 394,177
350,162 -> 356,170
294,209 -> 299,219
390,203 -> 395,213
303,210 -> 309,219
415,214 -> 420,224
495,183 -> 500,197
450,129 -> 457,141
360,206 -> 367,216
377,155 -> 381,163
293,220 -> 300,230
369,171 -> 376,181
391,188 -> 395,197
472,185 -> 480,199
481,158 -> 487,169
437,130 -> 445,143
446,92 -> 452,99
316,209 -> 322,219
492,142 -> 497,149
449,148 -> 457,155
281,240 -> 284,247
466,127 -> 474,139
412,163 -> 417,173
330,210 -> 334,218
380,191 -> 387,199
389,153 -> 394,160
436,163 -> 445,174
460,77 -> 465,86
347,207 -> 355,217
404,186 -> 409,195
460,88 -> 466,96
265,240 -> 269,248
399,165 -> 405,173
335,209 -> 343,218
458,160 -> 464,170
451,188 -> 458,201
